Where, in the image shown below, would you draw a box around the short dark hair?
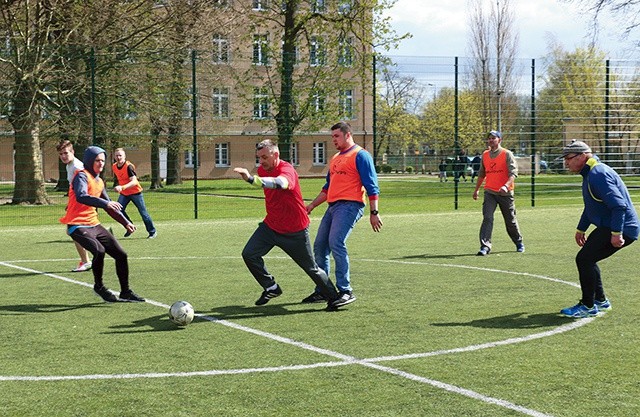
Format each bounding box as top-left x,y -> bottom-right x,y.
331,121 -> 351,134
56,140 -> 73,152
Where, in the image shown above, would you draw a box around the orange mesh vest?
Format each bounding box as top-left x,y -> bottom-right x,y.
327,145 -> 366,203
59,170 -> 103,226
482,149 -> 513,192
113,161 -> 143,196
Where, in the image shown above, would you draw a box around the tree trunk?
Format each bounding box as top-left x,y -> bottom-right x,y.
12,119 -> 51,205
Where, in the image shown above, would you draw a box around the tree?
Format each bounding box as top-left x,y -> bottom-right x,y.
374,62 -> 425,163
536,46 -> 607,152
567,0 -> 640,43
229,0 -> 406,161
467,0 -> 519,133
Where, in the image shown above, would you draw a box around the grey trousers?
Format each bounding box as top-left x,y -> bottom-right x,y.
479,191 -> 523,250
242,222 -> 339,301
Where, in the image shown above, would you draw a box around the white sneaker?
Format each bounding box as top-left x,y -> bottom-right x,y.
72,261 -> 92,272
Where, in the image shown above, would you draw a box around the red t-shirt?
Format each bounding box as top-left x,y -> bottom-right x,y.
259,160 -> 309,234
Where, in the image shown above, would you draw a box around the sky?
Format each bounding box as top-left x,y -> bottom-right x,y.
383,0 -> 638,60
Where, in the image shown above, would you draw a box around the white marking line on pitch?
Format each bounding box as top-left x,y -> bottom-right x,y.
0,260 -> 587,417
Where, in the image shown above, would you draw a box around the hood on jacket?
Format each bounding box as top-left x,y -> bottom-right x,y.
83,146 -> 106,177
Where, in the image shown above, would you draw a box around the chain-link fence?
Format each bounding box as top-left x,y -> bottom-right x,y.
1,49 -> 640,223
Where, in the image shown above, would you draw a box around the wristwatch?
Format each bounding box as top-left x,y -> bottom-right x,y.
370,210 -> 379,215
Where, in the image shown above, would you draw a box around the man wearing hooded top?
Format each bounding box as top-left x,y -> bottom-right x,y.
59,146 -> 145,303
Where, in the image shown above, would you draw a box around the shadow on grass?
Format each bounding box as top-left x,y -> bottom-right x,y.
204,302 -> 331,320
105,313 -> 180,333
0,303 -> 105,314
432,312 -> 568,329
0,271 -> 45,279
398,251 -> 513,260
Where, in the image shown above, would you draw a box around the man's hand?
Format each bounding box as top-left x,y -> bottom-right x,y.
106,201 -> 123,212
575,231 -> 586,247
611,234 -> 625,248
233,167 -> 250,182
125,223 -> 136,234
114,185 -> 123,193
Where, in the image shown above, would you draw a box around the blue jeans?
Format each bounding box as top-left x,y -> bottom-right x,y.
314,201 -> 364,293
118,192 -> 156,235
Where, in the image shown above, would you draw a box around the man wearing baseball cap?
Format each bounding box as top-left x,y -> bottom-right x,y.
472,130 -> 525,256
560,139 -> 639,317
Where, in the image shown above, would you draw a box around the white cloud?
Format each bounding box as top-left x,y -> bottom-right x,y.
384,0 -> 637,59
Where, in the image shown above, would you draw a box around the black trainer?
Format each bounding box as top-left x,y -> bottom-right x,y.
94,285 -> 119,303
301,292 -> 327,304
330,291 -> 356,308
119,289 -> 145,302
255,285 -> 282,306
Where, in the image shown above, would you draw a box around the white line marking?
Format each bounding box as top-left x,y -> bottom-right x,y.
0,258 -> 586,417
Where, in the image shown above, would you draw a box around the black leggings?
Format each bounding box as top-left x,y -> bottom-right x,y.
70,224 -> 130,292
576,227 -> 634,307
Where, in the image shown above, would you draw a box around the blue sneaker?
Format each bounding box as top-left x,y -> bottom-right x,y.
560,302 -> 598,318
516,243 -> 525,253
594,299 -> 612,311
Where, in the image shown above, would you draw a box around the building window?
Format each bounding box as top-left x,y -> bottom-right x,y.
253,34 -> 269,65
309,36 -> 325,66
312,90 -> 325,113
215,143 -> 230,167
212,34 -> 229,64
338,0 -> 351,14
313,142 -> 326,165
338,36 -> 353,66
311,0 -> 326,13
253,87 -> 270,119
252,0 -> 268,11
212,87 -> 229,118
290,142 -> 299,166
339,89 -> 354,120
123,99 -> 138,120
184,150 -> 200,168
183,88 -> 198,119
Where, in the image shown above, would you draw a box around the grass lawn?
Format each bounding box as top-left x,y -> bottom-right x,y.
1,175 -> 639,416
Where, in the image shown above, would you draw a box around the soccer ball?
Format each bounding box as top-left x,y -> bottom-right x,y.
169,301 -> 195,326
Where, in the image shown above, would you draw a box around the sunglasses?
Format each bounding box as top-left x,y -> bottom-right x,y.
564,153 -> 582,160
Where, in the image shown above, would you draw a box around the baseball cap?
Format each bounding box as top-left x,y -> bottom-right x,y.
487,130 -> 501,139
561,140 -> 592,157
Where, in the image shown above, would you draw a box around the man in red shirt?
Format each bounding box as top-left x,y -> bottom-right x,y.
234,140 -> 339,309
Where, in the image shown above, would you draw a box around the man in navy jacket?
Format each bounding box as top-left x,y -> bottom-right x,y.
560,140 -> 639,318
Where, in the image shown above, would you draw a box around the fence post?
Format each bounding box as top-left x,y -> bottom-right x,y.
192,49 -> 198,219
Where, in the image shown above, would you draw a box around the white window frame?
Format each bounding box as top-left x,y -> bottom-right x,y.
339,88 -> 354,120
253,34 -> 269,65
290,142 -> 299,166
313,142 -> 326,165
212,87 -> 230,118
338,36 -> 353,67
212,34 -> 229,64
252,0 -> 268,11
253,87 -> 270,119
309,36 -> 325,67
215,143 -> 230,167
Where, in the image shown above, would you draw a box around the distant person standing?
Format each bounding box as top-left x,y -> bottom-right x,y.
60,146 -> 145,303
112,148 -> 157,239
56,140 -> 92,272
233,140 -> 340,309
454,154 -> 467,182
472,130 -> 524,256
438,159 -> 448,182
559,140 -> 638,318
305,121 -> 383,307
471,152 -> 482,182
